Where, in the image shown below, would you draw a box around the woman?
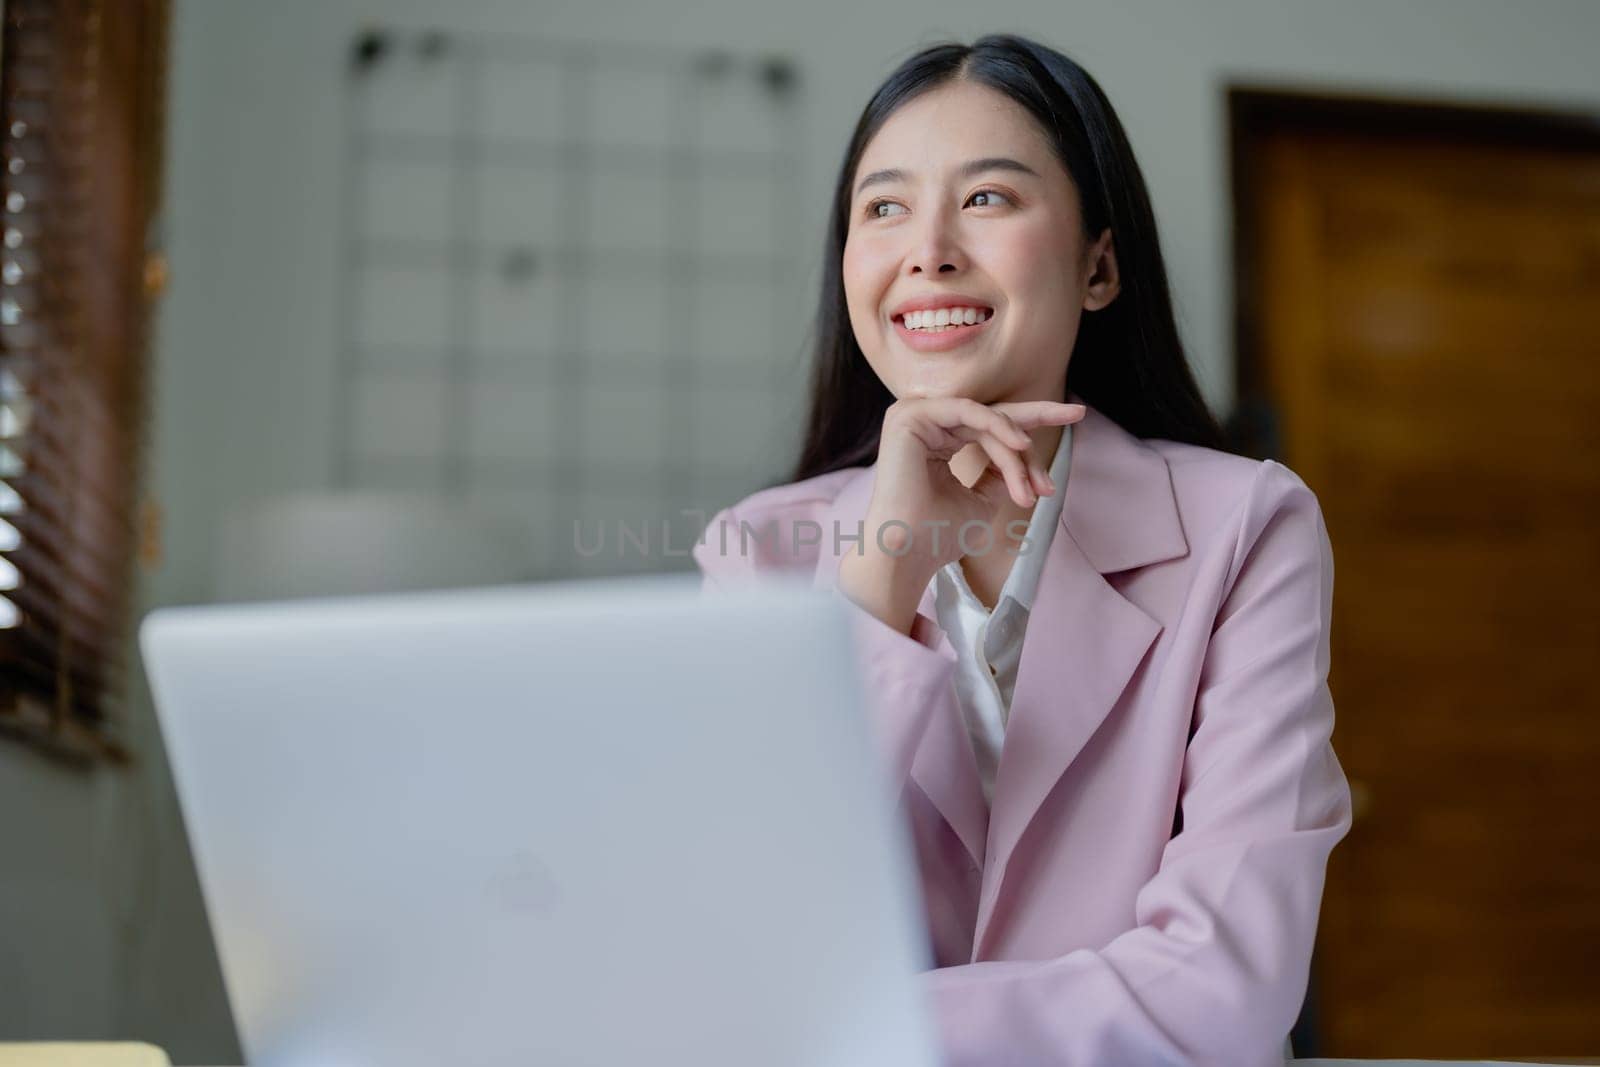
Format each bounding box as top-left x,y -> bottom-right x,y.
693,34 -> 1351,1067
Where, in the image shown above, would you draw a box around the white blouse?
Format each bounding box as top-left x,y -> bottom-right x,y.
928,422 -> 1075,808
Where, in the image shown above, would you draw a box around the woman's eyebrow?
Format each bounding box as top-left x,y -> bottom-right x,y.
854,156 -> 1040,197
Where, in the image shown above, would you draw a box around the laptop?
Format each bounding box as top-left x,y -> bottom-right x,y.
139,573 -> 941,1067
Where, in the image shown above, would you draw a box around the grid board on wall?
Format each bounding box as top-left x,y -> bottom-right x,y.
336,29 -> 808,578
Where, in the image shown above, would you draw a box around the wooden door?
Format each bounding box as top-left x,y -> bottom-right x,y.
1232,91 -> 1600,1060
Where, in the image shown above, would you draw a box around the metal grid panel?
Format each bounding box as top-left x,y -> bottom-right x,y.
336,29 -> 807,578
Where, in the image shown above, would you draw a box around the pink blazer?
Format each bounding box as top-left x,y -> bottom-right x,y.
692,396 -> 1353,1067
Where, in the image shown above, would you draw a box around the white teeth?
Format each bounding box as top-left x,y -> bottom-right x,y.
902,306 -> 991,330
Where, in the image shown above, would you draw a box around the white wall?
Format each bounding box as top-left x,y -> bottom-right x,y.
3,1 -> 1595,1062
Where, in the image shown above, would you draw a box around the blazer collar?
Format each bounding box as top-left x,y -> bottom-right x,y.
811,393 -> 1189,957
1055,390 -> 1190,574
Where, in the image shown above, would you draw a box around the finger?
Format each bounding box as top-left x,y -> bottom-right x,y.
989,408 -> 1031,450
923,397 -> 1035,451
988,409 -> 1055,496
974,436 -> 1032,510
1020,447 -> 1055,498
938,417 -> 1029,457
991,401 -> 1087,430
896,404 -> 1024,461
973,432 -> 1036,508
933,399 -> 1031,449
929,413 -> 1029,477
919,409 -> 1045,502
984,407 -> 1034,452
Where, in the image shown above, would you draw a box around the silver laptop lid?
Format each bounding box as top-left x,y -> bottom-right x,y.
140,574 -> 939,1067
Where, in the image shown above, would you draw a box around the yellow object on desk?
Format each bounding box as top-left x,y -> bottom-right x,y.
0,1045 -> 169,1067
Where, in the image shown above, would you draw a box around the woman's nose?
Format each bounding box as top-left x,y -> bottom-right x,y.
906,212 -> 967,275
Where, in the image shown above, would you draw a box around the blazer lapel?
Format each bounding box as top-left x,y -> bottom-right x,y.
812,470 -> 991,871
969,396 -> 1190,959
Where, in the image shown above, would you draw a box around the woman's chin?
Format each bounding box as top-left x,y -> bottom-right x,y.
891,362 -> 999,402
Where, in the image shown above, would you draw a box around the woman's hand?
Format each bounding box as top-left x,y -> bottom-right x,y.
836,397 -> 1086,635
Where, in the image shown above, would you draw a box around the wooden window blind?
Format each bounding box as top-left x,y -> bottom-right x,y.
0,0 -> 168,762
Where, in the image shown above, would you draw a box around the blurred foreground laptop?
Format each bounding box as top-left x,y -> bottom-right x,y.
140,574 -> 940,1067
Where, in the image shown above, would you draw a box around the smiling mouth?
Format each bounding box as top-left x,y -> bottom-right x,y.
895,307 -> 994,333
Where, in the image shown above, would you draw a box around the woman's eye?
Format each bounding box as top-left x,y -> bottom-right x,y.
865,190 -> 1011,219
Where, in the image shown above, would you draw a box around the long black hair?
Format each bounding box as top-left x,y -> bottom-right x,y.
791,34 -> 1226,482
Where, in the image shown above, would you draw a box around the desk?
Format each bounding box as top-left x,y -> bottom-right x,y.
1299,1062 -> 1600,1067
187,1062 -> 1587,1067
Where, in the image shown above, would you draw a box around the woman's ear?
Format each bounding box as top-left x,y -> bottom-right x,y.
1082,227 -> 1121,311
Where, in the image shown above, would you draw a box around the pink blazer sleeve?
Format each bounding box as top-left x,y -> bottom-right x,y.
915,462 -> 1351,1067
